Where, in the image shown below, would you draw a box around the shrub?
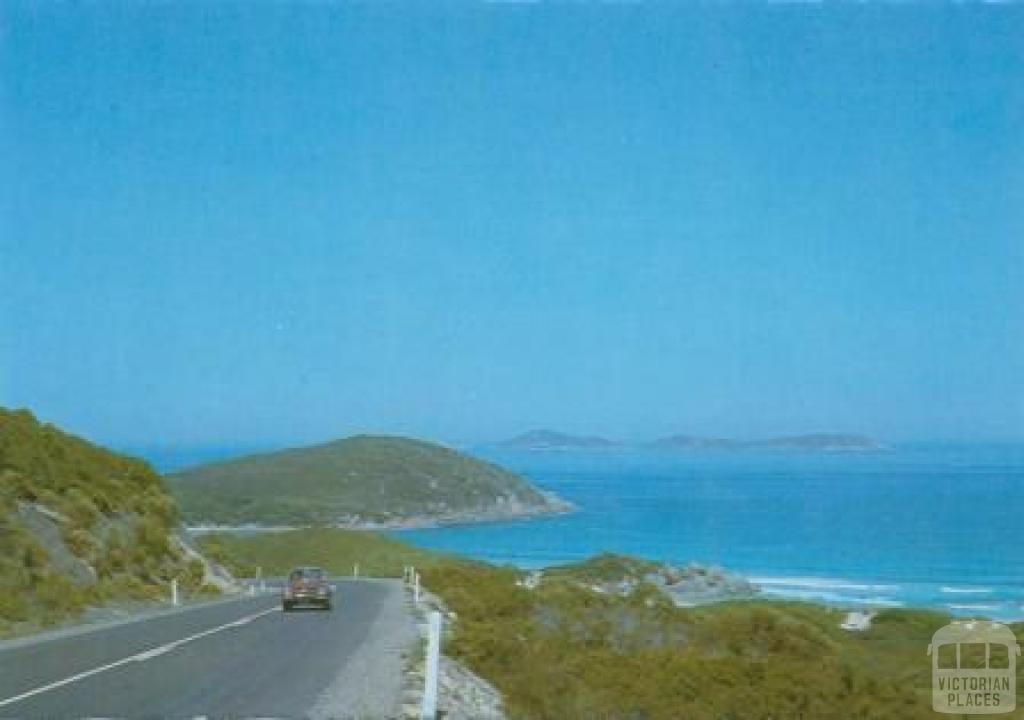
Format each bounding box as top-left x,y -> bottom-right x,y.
134,517 -> 172,558
422,560 -> 941,720
62,488 -> 101,529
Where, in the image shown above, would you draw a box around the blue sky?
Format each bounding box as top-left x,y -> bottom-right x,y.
2,3 -> 1022,447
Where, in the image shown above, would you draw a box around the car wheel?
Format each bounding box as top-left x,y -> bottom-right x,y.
282,601 -> 292,612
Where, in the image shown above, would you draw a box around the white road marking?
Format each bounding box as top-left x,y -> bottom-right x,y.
0,606 -> 279,709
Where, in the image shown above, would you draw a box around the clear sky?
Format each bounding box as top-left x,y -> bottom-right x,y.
2,3 -> 1022,448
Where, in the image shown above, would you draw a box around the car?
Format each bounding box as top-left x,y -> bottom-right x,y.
282,566 -> 334,611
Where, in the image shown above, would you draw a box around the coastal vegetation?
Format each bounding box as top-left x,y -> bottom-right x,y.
0,408 -> 219,636
197,527 -> 449,578
205,528 -> 1020,718
170,435 -> 568,527
2,408 -> 1009,716
422,561 -> 1021,719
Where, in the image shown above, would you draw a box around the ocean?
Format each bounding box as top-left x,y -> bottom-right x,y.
390,444 -> 1024,621
144,442 -> 1024,621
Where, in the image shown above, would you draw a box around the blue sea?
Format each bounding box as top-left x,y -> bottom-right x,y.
144,442 -> 1024,621
391,444 -> 1024,621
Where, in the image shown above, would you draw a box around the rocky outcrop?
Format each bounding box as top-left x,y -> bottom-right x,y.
173,534 -> 238,593
646,564 -> 758,606
436,655 -> 507,720
540,555 -> 759,606
16,503 -> 97,586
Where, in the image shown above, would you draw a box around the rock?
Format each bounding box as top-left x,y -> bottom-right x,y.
16,503 -> 97,586
573,559 -> 758,606
437,656 -> 507,720
173,533 -> 238,592
660,563 -> 757,606
840,611 -> 876,631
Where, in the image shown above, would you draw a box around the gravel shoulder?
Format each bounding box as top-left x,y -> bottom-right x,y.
310,579 -> 418,719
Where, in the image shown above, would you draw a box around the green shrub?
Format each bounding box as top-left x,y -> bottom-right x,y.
179,558 -> 206,591
134,517 -> 171,557
422,560 -> 944,720
0,586 -> 29,622
62,488 -> 101,529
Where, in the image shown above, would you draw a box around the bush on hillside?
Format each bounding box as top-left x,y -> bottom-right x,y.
0,408 -> 197,633
421,561 -> 956,720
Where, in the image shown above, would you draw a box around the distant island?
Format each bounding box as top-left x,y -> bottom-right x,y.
650,433 -> 884,452
496,429 -> 620,451
495,429 -> 883,452
169,435 -> 573,528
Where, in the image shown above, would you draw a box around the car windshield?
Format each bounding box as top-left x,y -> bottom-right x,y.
290,569 -> 324,582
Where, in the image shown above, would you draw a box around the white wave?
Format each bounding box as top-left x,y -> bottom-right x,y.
758,587 -> 903,607
759,587 -> 851,603
751,576 -> 900,593
940,586 -> 994,595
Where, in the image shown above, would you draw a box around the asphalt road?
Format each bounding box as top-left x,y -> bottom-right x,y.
0,579 -> 412,719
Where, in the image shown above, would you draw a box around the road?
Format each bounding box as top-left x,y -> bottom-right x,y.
0,579 -> 415,719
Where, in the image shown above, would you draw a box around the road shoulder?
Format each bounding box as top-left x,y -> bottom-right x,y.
309,579 -> 417,720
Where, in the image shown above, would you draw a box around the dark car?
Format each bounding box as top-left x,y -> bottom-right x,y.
282,566 -> 333,611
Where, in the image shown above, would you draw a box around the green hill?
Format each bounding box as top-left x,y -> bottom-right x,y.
169,435 -> 570,527
0,408 -> 220,635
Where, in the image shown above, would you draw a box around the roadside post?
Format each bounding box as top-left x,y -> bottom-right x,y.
414,572 -> 421,604
353,563 -> 359,578
257,566 -> 264,593
171,578 -> 179,607
421,610 -> 443,720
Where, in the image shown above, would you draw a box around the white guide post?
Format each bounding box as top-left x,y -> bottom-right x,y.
353,563 -> 359,578
414,572 -> 421,604
421,610 -> 442,720
171,579 -> 179,607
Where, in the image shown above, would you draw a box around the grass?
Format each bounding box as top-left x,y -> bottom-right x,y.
169,435 -> 556,526
197,527 -> 452,578
543,552 -> 663,583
